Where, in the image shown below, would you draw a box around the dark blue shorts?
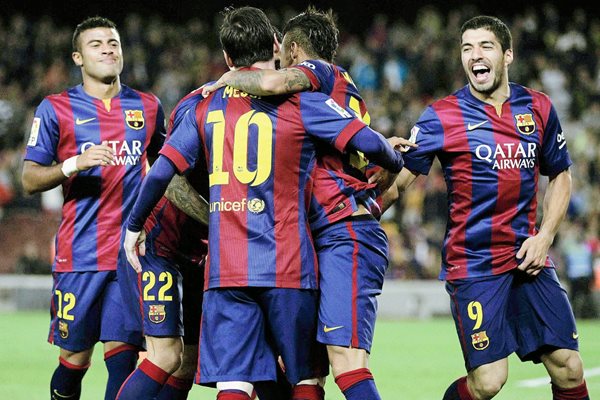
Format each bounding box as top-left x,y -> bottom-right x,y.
446,267 -> 579,371
49,271 -> 143,352
118,248 -> 204,345
313,215 -> 388,351
197,287 -> 327,386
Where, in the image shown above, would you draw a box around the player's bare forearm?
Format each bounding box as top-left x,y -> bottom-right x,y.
164,174 -> 209,225
516,168 -> 571,275
539,168 -> 572,240
21,160 -> 67,194
227,69 -> 310,96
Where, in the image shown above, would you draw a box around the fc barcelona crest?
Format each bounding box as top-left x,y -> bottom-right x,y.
149,304 -> 166,324
515,113 -> 535,135
471,331 -> 490,350
125,109 -> 145,130
58,320 -> 69,339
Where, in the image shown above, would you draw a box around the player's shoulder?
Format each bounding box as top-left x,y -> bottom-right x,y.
122,84 -> 162,105
510,82 -> 552,104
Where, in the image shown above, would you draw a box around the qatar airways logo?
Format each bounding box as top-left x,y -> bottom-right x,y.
80,140 -> 143,166
475,142 -> 537,170
209,197 -> 265,214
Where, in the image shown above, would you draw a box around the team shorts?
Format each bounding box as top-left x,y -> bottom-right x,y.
198,287 -> 327,386
119,248 -> 204,345
313,215 -> 388,351
49,271 -> 143,352
446,267 -> 579,371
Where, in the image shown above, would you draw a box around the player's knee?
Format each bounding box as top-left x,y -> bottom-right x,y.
551,351 -> 584,386
150,347 -> 183,374
469,372 -> 506,399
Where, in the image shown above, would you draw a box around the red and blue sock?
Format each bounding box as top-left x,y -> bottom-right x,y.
50,357 -> 89,400
292,384 -> 325,400
156,375 -> 194,400
217,389 -> 252,400
115,358 -> 170,400
104,344 -> 139,400
442,376 -> 474,400
335,368 -> 381,400
552,380 -> 590,400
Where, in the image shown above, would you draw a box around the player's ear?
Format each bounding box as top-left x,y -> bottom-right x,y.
290,42 -> 299,60
273,33 -> 281,56
504,48 -> 513,68
223,50 -> 234,70
72,51 -> 83,67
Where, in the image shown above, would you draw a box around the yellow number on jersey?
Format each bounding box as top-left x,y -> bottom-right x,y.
55,290 -> 76,321
143,271 -> 174,301
468,301 -> 483,330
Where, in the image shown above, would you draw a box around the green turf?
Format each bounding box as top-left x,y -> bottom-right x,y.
0,312 -> 598,399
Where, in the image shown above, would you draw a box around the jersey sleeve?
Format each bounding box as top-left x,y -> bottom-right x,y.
146,98 -> 167,159
299,92 -> 366,151
292,60 -> 335,92
539,103 -> 572,176
23,99 -> 60,165
402,106 -> 445,175
159,101 -> 203,175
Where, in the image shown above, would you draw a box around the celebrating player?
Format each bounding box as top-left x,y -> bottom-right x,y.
124,6 -> 405,400
21,16 -> 166,400
202,7 -> 415,400
116,89 -> 209,400
384,15 -> 589,400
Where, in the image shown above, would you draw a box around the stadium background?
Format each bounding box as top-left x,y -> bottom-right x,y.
0,1 -> 599,398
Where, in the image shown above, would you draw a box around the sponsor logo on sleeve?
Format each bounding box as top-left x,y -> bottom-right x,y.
325,99 -> 352,118
27,117 -> 41,146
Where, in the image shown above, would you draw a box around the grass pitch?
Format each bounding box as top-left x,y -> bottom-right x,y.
1,312 -> 598,399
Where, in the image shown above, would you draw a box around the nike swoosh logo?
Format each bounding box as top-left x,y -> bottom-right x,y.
75,117 -> 96,125
52,389 -> 77,399
467,120 -> 487,131
323,325 -> 344,333
573,332 -> 579,339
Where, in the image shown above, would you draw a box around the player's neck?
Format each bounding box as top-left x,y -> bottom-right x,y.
81,76 -> 121,100
245,59 -> 277,71
469,82 -> 510,111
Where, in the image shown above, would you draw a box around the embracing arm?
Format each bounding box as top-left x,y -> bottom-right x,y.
164,174 -> 209,225
517,168 -> 572,275
202,68 -> 311,97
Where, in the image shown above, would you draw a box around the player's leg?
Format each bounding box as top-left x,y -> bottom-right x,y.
117,253 -> 187,399
199,288 -> 277,400
100,270 -> 144,400
512,268 -> 589,399
314,216 -> 387,399
49,272 -> 105,400
442,274 -> 516,400
259,288 -> 326,400
157,258 -> 205,399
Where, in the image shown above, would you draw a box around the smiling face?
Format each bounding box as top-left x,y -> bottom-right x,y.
72,27 -> 123,85
461,27 -> 512,98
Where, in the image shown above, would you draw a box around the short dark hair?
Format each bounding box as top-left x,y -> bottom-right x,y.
219,6 -> 276,67
72,16 -> 118,52
282,6 -> 339,63
460,15 -> 512,53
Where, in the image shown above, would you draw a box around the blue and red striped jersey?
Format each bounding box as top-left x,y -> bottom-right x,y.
293,60 -> 381,231
143,88 -> 208,264
24,84 -> 166,272
160,70 -> 367,290
403,83 -> 572,280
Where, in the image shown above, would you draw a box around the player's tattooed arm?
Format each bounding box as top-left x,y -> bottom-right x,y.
164,174 -> 209,225
202,69 -> 311,97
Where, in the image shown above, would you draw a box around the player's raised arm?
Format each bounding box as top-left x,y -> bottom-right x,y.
202,68 -> 311,97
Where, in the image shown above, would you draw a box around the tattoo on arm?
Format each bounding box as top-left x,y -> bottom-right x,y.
227,69 -> 311,96
165,175 -> 209,225
283,69 -> 311,92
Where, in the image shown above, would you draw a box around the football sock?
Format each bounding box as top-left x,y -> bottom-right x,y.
292,383 -> 325,400
552,380 -> 590,400
335,368 -> 381,400
50,357 -> 89,400
115,358 -> 170,400
217,389 -> 253,400
156,375 -> 194,399
442,376 -> 475,400
104,344 -> 139,400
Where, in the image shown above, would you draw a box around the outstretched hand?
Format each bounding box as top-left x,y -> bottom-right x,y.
124,228 -> 147,273
387,136 -> 418,153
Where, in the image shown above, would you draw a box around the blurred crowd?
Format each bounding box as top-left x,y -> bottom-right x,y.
1,4 -> 599,298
